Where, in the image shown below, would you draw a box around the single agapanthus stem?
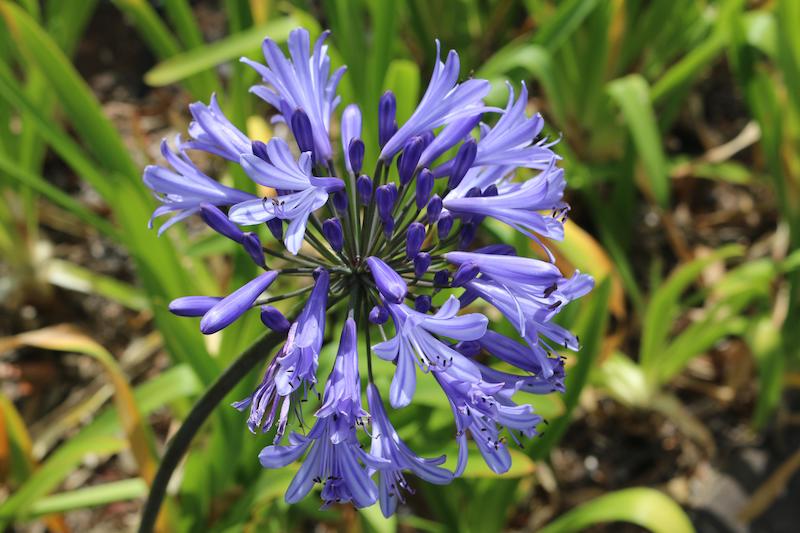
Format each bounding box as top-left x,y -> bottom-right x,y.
142,26 -> 593,519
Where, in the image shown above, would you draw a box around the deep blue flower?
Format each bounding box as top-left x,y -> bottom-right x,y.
146,27 -> 592,514
462,272 -> 592,377
168,296 -> 222,317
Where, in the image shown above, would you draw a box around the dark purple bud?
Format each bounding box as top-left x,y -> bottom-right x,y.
414,252 -> 431,277
465,186 -> 481,199
200,271 -> 278,334
169,296 -> 222,317
406,222 -> 426,258
416,169 -> 434,209
419,130 -> 435,149
347,139 -> 364,175
322,218 -> 344,252
332,189 -> 348,212
376,184 -> 396,222
369,304 -> 389,324
200,203 -> 243,243
414,295 -> 432,313
398,137 -> 423,185
291,108 -> 314,154
474,244 -> 516,256
366,256 -> 407,304
454,340 -> 481,358
386,182 -> 398,203
266,218 -> 283,241
448,138 -> 477,189
427,195 -> 443,223
260,305 -> 291,333
382,216 -> 395,237
242,232 -> 266,268
459,287 -> 479,307
437,211 -> 453,239
452,261 -> 479,287
356,174 -> 373,204
251,140 -> 270,163
483,184 -> 499,197
433,269 -> 450,288
379,91 -> 397,147
459,222 -> 477,249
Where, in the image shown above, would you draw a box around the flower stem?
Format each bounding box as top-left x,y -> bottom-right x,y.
136,327 -> 288,533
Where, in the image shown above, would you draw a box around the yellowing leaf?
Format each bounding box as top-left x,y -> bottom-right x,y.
0,325 -> 157,484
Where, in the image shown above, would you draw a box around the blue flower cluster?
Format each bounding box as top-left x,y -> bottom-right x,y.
145,28 -> 592,515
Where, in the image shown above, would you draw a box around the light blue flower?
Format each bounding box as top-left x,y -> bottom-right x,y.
380,42 -> 493,160
143,139 -> 254,235
373,296 -> 487,408
243,28 -> 345,162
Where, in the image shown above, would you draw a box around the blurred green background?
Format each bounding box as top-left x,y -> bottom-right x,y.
0,0 -> 798,531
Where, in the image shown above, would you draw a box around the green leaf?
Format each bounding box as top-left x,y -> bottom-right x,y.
651,30 -> 726,105
776,0 -> 800,115
639,244 -> 743,374
592,352 -> 650,407
532,0 -> 599,53
0,394 -> 35,485
144,18 -> 296,87
0,152 -> 119,239
0,435 -> 126,524
360,502 -> 397,533
749,316 -> 784,428
111,0 -> 218,98
538,488 -> 695,533
0,10 -> 219,382
43,259 -> 149,311
607,74 -> 670,207
656,309 -> 748,384
0,2 -> 137,179
24,479 -> 147,519
0,365 -> 200,524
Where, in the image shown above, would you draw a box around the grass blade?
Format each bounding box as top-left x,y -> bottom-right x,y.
0,365 -> 200,524
42,259 -> 150,311
0,152 -> 119,239
539,488 -> 694,533
144,18 -> 296,87
607,74 -> 670,207
1,325 -> 158,484
25,479 -> 148,519
639,244 -> 743,372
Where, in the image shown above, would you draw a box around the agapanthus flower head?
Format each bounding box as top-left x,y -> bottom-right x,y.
145,27 -> 592,513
